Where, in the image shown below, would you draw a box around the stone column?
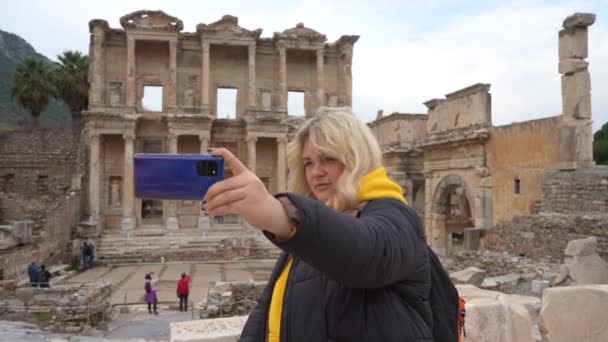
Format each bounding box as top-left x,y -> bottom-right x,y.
277,137 -> 287,192
247,136 -> 257,173
316,49 -> 325,109
90,26 -> 106,106
339,44 -> 354,107
121,133 -> 136,230
278,46 -> 287,111
126,36 -> 137,107
248,42 -> 256,108
423,171 -> 434,245
198,135 -> 211,230
168,39 -> 178,109
558,12 -> 596,169
88,132 -> 101,227
166,134 -> 179,230
201,42 -> 210,107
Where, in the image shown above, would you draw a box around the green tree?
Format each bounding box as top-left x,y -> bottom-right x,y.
10,57 -> 57,126
54,51 -> 89,120
594,122 -> 608,165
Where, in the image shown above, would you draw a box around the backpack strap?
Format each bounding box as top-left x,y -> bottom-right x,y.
458,297 -> 466,342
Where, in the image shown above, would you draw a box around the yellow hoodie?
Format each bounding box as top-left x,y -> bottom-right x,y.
266,167 -> 407,342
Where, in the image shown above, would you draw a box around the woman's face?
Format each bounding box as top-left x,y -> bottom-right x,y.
302,139 -> 345,203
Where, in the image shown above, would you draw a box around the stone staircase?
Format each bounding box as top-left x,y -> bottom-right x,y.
96,225 -> 281,265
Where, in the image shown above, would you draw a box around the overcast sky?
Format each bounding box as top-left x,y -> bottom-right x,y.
2,0 -> 607,132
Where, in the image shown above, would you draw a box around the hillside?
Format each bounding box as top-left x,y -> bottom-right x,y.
0,29 -> 70,128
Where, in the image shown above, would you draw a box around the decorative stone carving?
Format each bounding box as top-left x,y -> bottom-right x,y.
109,82 -> 122,106
261,91 -> 272,111
196,15 -> 262,39
109,177 -> 121,206
184,75 -> 198,107
120,10 -> 183,31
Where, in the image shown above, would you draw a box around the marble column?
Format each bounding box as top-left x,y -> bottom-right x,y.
278,46 -> 287,111
277,137 -> 287,192
126,37 -> 136,107
198,135 -> 211,231
248,43 -> 256,108
166,134 -> 179,230
90,26 -> 106,106
121,133 -> 135,230
88,132 -> 101,227
423,171 -> 434,245
339,44 -> 354,107
201,42 -> 210,107
316,49 -> 325,109
247,136 -> 257,173
168,40 -> 177,109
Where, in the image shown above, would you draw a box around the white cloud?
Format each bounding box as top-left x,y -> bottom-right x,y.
351,1 -> 608,132
2,0 -> 606,131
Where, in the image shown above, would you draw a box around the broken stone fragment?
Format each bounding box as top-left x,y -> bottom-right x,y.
562,12 -> 596,29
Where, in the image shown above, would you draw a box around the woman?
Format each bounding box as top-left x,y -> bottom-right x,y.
144,273 -> 158,315
176,272 -> 191,312
204,107 -> 432,342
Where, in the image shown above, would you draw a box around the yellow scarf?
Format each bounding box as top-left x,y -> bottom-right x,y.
267,167 -> 407,341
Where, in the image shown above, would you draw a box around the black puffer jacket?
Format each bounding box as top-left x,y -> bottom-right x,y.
240,194 -> 432,342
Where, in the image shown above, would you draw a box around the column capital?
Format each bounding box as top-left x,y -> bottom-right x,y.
167,132 -> 179,140
198,134 -> 211,142
88,130 -> 101,140
122,132 -> 135,141
201,41 -> 210,50
246,135 -> 258,144
277,136 -> 288,144
248,42 -> 256,52
316,48 -> 324,57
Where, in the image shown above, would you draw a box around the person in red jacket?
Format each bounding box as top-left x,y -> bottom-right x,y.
176,273 -> 191,312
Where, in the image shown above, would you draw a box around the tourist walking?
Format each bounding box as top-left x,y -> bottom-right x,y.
176,272 -> 191,312
37,264 -> 52,288
27,260 -> 38,287
204,107 -> 433,342
144,273 -> 158,314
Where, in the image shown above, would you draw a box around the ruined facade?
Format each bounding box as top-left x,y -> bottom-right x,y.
85,11 -> 358,231
371,13 -> 597,255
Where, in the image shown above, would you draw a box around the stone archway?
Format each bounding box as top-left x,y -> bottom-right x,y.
430,174 -> 474,255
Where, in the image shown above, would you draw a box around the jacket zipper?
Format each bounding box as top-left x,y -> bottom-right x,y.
282,256 -> 298,342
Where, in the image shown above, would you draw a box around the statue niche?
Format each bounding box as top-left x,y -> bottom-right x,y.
109,176 -> 122,207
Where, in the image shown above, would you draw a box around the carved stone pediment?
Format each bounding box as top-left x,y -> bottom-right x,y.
120,10 -> 183,31
196,15 -> 262,39
274,23 -> 326,42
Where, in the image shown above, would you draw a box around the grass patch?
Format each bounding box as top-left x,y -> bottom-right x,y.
28,311 -> 53,324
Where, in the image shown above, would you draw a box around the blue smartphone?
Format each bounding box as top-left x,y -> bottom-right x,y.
134,154 -> 224,200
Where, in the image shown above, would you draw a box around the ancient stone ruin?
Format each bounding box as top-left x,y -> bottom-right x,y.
0,9 -> 606,342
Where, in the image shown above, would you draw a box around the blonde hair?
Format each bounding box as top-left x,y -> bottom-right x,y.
287,107 -> 383,212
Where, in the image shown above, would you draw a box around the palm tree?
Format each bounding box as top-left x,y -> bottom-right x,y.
54,51 -> 89,120
10,57 -> 57,126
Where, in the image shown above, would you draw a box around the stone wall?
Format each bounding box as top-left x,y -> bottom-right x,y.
0,126 -> 86,280
484,167 -> 608,262
540,167 -> 608,214
491,213 -> 608,263
0,281 -> 112,333
486,117 -> 562,224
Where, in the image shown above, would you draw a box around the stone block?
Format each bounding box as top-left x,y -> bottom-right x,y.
558,58 -> 588,75
539,285 -> 608,342
564,236 -> 597,256
565,254 -> 608,285
170,315 -> 249,342
450,267 -> 486,287
559,27 -> 588,59
456,285 -> 539,342
561,71 -> 591,119
563,13 -> 596,29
